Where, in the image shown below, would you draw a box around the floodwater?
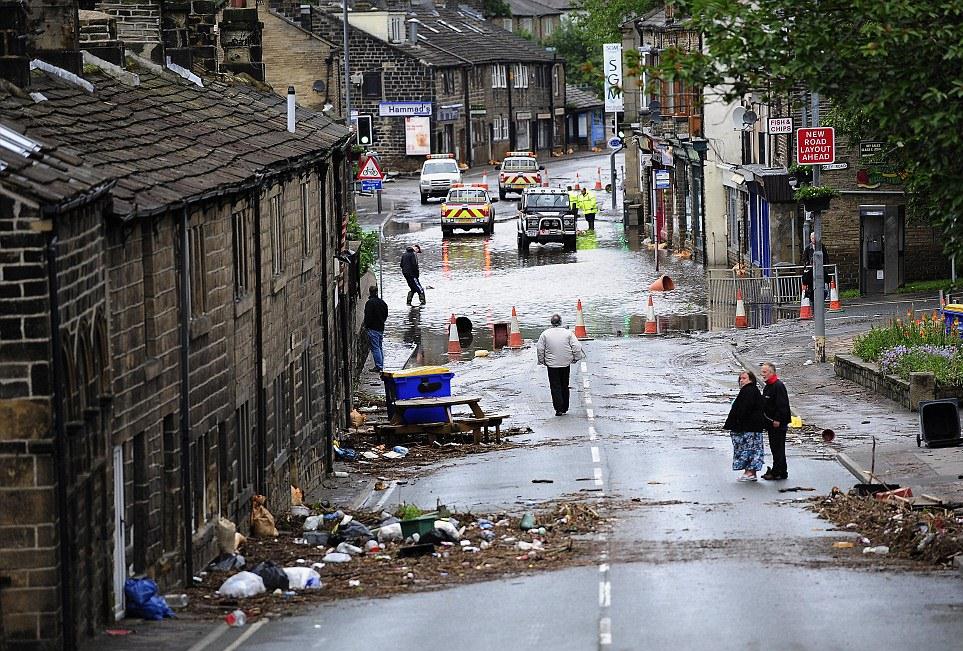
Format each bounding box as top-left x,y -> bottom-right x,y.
375,182 -> 715,366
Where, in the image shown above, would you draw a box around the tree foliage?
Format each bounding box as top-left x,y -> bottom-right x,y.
544,17 -> 601,92
654,0 -> 963,256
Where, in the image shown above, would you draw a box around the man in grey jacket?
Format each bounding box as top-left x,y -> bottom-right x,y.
536,314 -> 586,416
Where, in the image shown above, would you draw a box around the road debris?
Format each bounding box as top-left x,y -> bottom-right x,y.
778,486 -> 816,493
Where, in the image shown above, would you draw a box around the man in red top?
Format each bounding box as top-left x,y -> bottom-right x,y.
759,362 -> 791,480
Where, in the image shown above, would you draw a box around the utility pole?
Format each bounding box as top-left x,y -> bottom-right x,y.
812,91 -> 826,362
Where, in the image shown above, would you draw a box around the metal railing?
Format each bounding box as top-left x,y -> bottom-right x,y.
707,264 -> 839,306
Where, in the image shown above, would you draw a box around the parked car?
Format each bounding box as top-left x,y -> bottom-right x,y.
441,184 -> 497,236
516,187 -> 576,254
497,151 -> 544,200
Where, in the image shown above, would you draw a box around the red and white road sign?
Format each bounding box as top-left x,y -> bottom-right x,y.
356,155 -> 384,181
796,127 -> 835,164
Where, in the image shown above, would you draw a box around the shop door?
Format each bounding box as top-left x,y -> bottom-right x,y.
748,190 -> 771,274
861,206 -> 885,295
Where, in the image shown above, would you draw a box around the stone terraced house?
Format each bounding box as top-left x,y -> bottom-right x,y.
272,0 -> 565,169
0,2 -> 363,648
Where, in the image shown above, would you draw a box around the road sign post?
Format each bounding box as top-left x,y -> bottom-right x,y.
796,127 -> 835,165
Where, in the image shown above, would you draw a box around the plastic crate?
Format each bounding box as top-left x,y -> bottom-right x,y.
917,398 -> 962,448
400,514 -> 437,539
382,366 -> 453,424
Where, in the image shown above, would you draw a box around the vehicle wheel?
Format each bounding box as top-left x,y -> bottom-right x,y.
484,220 -> 494,235
499,188 -> 507,201
517,234 -> 529,254
442,226 -> 453,237
420,193 -> 428,205
564,235 -> 577,251
917,434 -> 922,448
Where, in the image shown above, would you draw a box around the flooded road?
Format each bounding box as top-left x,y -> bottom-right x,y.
359,153 -> 710,366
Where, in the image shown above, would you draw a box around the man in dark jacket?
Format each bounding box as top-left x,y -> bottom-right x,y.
363,285 -> 388,371
400,246 -> 425,306
760,362 -> 792,480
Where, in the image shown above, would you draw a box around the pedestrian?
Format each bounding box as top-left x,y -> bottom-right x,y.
803,232 -> 831,298
759,362 -> 791,480
363,285 -> 388,372
536,314 -> 585,416
400,245 -> 425,306
723,370 -> 768,481
801,265 -> 814,304
566,185 -> 578,214
577,187 -> 598,230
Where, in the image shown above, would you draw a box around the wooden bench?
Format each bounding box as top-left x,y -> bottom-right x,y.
454,414 -> 509,443
375,395 -> 509,444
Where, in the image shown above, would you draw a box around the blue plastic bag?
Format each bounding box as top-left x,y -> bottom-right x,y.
124,578 -> 175,620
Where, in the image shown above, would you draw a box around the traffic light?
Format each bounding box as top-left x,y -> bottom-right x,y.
356,115 -> 373,146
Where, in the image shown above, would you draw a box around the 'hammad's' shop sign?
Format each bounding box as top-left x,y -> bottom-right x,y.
379,102 -> 432,117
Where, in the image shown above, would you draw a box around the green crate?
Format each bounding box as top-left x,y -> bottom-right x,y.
400,514 -> 437,538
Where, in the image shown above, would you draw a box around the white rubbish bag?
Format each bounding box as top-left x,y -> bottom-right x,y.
217,571 -> 266,598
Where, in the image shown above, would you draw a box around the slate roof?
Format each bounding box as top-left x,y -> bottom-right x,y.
530,0 -> 573,11
506,0 -> 562,18
0,61 -> 350,219
392,5 -> 557,65
565,84 -> 603,111
0,121 -> 113,211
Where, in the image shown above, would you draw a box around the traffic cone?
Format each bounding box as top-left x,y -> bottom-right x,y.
594,167 -> 603,191
734,289 -> 748,328
507,306 -> 523,349
799,291 -> 813,320
447,313 -> 462,356
574,299 -> 592,340
643,295 -> 658,335
828,280 -> 842,312
480,172 -> 489,190
574,172 -> 581,190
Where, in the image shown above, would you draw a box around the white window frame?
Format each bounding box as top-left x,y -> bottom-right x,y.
388,16 -> 404,42
491,64 -> 506,89
513,63 -> 529,89
503,18 -> 513,32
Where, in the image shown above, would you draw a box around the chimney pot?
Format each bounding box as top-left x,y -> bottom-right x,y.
287,86 -> 296,133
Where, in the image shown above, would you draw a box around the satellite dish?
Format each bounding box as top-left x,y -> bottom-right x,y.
312,80 -> 326,93
731,107 -> 746,128
743,110 -> 758,126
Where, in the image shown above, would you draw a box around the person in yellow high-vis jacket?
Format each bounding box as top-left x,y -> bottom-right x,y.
566,186 -> 579,214
576,187 -> 598,230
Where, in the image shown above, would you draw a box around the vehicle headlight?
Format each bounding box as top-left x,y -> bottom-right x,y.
420,180 -> 430,187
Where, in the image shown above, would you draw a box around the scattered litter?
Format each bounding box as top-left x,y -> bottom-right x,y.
251,561 -> 289,591
251,494 -> 278,538
831,541 -> 855,549
225,609 -> 246,627
290,505 -> 311,518
347,579 -> 361,587
105,629 -> 133,636
334,471 -> 349,478
397,543 -> 435,558
647,481 -> 663,485
336,542 -> 363,556
362,451 -> 380,460
519,513 -> 536,530
378,523 -> 403,542
321,552 -> 352,563
777,486 -> 816,493
303,515 -> 323,532
863,546 -> 890,555
374,481 -> 388,490
208,553 -> 245,572
125,578 -> 175,620
217,572 -> 266,598
283,567 -> 321,590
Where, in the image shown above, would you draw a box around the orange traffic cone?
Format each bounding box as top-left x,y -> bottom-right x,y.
507,306 -> 524,349
574,172 -> 581,190
480,172 -> 489,190
574,299 -> 592,340
594,167 -> 603,191
447,313 -> 462,356
643,295 -> 658,335
734,289 -> 748,328
828,280 -> 842,312
799,290 -> 813,320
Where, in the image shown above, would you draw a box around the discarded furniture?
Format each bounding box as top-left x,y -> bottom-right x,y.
374,395 -> 509,444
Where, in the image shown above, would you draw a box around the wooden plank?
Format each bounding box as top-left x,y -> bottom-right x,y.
394,395 -> 483,408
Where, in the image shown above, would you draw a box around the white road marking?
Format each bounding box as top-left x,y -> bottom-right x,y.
583,378 -> 590,389
186,624 -> 229,651
588,425 -> 597,440
598,563 -> 609,574
585,396 -> 592,405
594,467 -> 603,486
599,580 -> 611,607
599,617 -> 612,646
221,619 -> 267,651
373,481 -> 398,511
586,408 -> 595,419
581,361 -> 588,372
591,446 -> 600,463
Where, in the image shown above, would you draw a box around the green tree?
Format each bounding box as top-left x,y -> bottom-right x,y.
653,0 -> 963,255
545,17 -> 601,92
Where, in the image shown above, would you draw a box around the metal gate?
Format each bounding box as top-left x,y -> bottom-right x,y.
708,264 -> 839,306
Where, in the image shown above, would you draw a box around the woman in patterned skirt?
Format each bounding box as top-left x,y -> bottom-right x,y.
723,370 -> 768,481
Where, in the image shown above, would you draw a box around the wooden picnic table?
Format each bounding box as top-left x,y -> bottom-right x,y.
378,395 -> 508,444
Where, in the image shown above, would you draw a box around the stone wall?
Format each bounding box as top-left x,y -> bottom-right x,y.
95,1 -> 162,59
834,354 -> 963,412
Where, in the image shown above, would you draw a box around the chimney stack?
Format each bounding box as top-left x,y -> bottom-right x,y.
287,86 -> 296,133
0,1 -> 30,87
407,18 -> 418,44
219,6 -> 265,81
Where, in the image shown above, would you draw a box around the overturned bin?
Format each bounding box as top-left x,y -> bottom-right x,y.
382,366 -> 454,424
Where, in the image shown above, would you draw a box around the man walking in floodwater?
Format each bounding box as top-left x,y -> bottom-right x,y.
760,361 -> 791,480
401,246 -> 425,306
536,314 -> 585,416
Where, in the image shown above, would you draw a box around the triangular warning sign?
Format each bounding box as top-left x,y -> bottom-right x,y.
357,156 -> 384,181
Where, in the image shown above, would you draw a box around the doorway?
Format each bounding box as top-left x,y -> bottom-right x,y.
111,444 -> 126,620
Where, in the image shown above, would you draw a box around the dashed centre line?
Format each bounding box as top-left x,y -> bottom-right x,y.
591,446 -> 600,463
593,467 -> 603,486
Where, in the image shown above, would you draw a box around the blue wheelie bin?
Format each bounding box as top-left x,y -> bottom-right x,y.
382,366 -> 454,424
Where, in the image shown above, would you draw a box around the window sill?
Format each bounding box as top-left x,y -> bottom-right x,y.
301,256 -> 315,275
272,273 -> 288,295
234,293 -> 254,319
189,314 -> 211,341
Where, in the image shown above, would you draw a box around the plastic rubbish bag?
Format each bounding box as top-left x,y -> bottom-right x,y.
321,552 -> 352,563
338,520 -> 372,541
217,571 -> 266,598
251,494 -> 278,538
283,567 -> 321,590
208,553 -> 246,572
335,542 -> 363,555
433,519 -> 460,540
303,515 -> 323,532
124,578 -> 175,620
350,408 -> 367,428
290,505 -> 311,518
378,522 -> 403,543
251,561 -> 289,591
291,485 -> 304,506
304,531 -> 330,546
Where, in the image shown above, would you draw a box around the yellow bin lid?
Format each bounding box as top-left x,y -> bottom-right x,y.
382,365 -> 451,378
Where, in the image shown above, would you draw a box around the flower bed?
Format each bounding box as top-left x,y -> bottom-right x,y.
853,313 -> 963,387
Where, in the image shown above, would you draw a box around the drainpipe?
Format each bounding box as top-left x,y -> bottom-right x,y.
462,66 -> 472,168
46,229 -> 76,651
507,65 -> 515,150
318,164 -> 334,471
287,87 -> 296,133
251,187 -> 266,494
177,207 -> 194,585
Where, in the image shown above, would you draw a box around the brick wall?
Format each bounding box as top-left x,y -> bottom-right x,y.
219,6 -> 265,81
160,0 -> 216,70
78,10 -> 117,43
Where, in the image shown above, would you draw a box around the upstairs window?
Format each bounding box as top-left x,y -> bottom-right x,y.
362,70 -> 382,99
491,64 -> 507,88
270,193 -> 283,276
388,16 -> 404,42
513,63 -> 528,89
